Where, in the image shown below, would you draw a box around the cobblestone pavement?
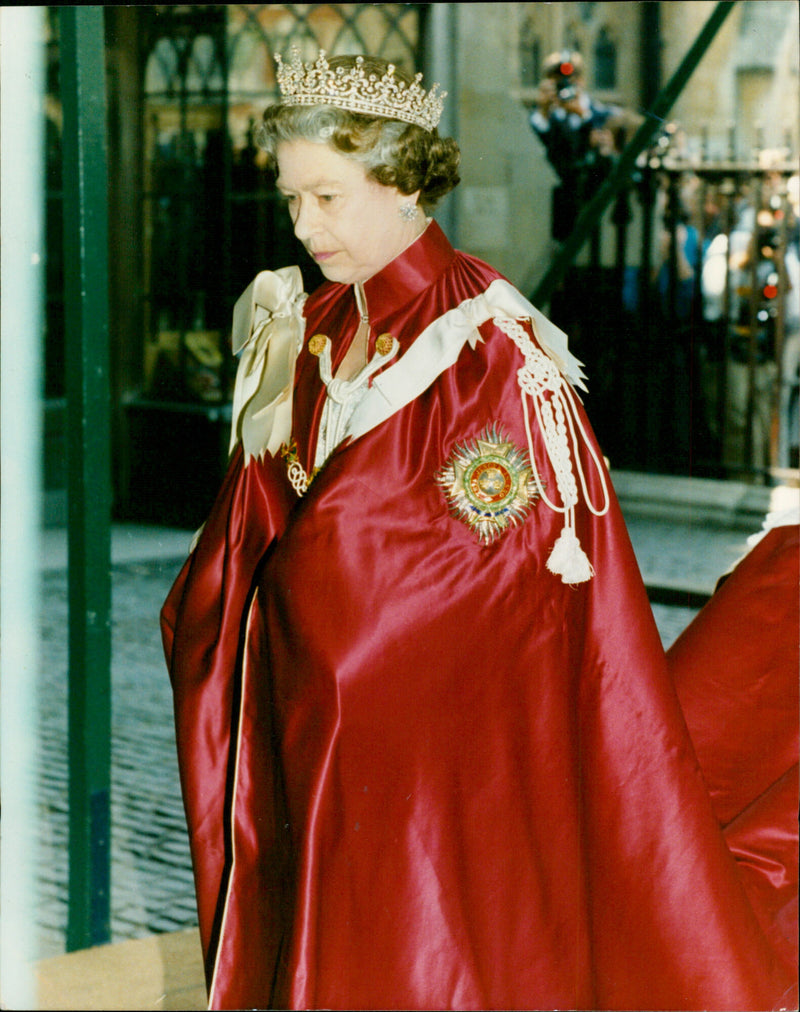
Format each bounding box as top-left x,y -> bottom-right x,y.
34,506 -> 757,959
37,553 -> 196,959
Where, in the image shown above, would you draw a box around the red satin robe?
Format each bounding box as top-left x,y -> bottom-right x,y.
668,521 -> 799,986
162,222 -> 795,1011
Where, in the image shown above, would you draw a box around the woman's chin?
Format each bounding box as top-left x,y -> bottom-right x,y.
317,263 -> 361,285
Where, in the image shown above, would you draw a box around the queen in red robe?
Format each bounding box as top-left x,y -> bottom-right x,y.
161,52 -> 797,1011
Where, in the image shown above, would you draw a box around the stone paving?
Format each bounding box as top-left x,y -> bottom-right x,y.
33,493 -> 767,960
37,553 -> 196,959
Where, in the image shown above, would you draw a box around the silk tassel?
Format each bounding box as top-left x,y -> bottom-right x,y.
546,524 -> 594,584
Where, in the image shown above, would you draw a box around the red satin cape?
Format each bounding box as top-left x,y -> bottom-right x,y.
668,522 -> 799,989
162,222 -> 796,1010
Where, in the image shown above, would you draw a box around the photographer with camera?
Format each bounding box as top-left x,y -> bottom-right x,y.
529,51 -> 624,240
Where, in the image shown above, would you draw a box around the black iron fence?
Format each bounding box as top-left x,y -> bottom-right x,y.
545,142 -> 798,483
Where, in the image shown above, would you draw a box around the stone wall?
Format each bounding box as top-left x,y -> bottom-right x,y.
450,3 -> 556,293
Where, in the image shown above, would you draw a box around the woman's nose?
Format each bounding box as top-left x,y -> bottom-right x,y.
292,198 -> 318,241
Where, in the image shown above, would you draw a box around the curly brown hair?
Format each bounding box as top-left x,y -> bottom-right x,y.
259,55 -> 460,211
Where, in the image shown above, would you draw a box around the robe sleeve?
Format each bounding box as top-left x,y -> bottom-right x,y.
160,445 -> 294,982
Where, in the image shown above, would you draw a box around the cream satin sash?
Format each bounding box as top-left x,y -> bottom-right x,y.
340,279 -> 606,585
229,266 -> 307,463
345,279 -> 586,443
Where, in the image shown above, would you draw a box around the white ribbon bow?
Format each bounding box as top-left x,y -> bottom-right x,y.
229,266 -> 307,463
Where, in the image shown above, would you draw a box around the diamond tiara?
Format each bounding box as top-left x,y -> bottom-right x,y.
275,50 -> 446,132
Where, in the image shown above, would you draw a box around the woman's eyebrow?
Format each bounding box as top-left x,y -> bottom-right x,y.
275,176 -> 341,192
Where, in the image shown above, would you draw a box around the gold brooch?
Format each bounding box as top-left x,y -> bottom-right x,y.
375,332 -> 394,356
308,333 -> 328,356
437,425 -> 538,544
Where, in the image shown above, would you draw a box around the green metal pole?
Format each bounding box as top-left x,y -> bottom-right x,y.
59,5 -> 113,951
533,0 -> 738,307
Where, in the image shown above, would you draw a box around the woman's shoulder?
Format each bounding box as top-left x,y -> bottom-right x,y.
448,245 -> 509,290
424,247 -> 523,321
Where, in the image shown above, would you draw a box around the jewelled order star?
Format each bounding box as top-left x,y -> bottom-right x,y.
438,426 -> 538,544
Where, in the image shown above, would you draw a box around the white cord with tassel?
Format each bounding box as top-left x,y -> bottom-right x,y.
493,314 -> 610,584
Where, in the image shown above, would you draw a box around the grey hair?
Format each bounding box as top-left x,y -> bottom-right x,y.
257,97 -> 462,208
256,103 -> 409,173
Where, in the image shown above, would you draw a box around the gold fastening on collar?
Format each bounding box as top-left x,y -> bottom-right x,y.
375,333 -> 394,356
308,333 -> 328,356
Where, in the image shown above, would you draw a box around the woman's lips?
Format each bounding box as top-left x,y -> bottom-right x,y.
312,251 -> 335,262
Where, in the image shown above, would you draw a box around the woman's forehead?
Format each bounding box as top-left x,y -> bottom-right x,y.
276,139 -> 364,189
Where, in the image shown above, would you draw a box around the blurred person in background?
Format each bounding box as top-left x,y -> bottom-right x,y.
779,172 -> 799,468
527,50 -> 635,241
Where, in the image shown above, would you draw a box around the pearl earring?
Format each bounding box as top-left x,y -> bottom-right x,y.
398,202 -> 418,222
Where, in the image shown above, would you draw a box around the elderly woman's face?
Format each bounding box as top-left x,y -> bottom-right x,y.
276,139 -> 421,285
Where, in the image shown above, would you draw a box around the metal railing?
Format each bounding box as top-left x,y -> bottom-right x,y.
529,0 -> 798,483
542,137 -> 798,483
639,150 -> 798,480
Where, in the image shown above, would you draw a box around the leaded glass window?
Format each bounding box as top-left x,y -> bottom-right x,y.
141,4 -> 423,405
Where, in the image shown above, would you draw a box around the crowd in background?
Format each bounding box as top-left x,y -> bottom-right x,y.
526,50 -> 799,475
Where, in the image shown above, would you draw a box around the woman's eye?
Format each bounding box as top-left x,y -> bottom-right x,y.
319,194 -> 337,204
